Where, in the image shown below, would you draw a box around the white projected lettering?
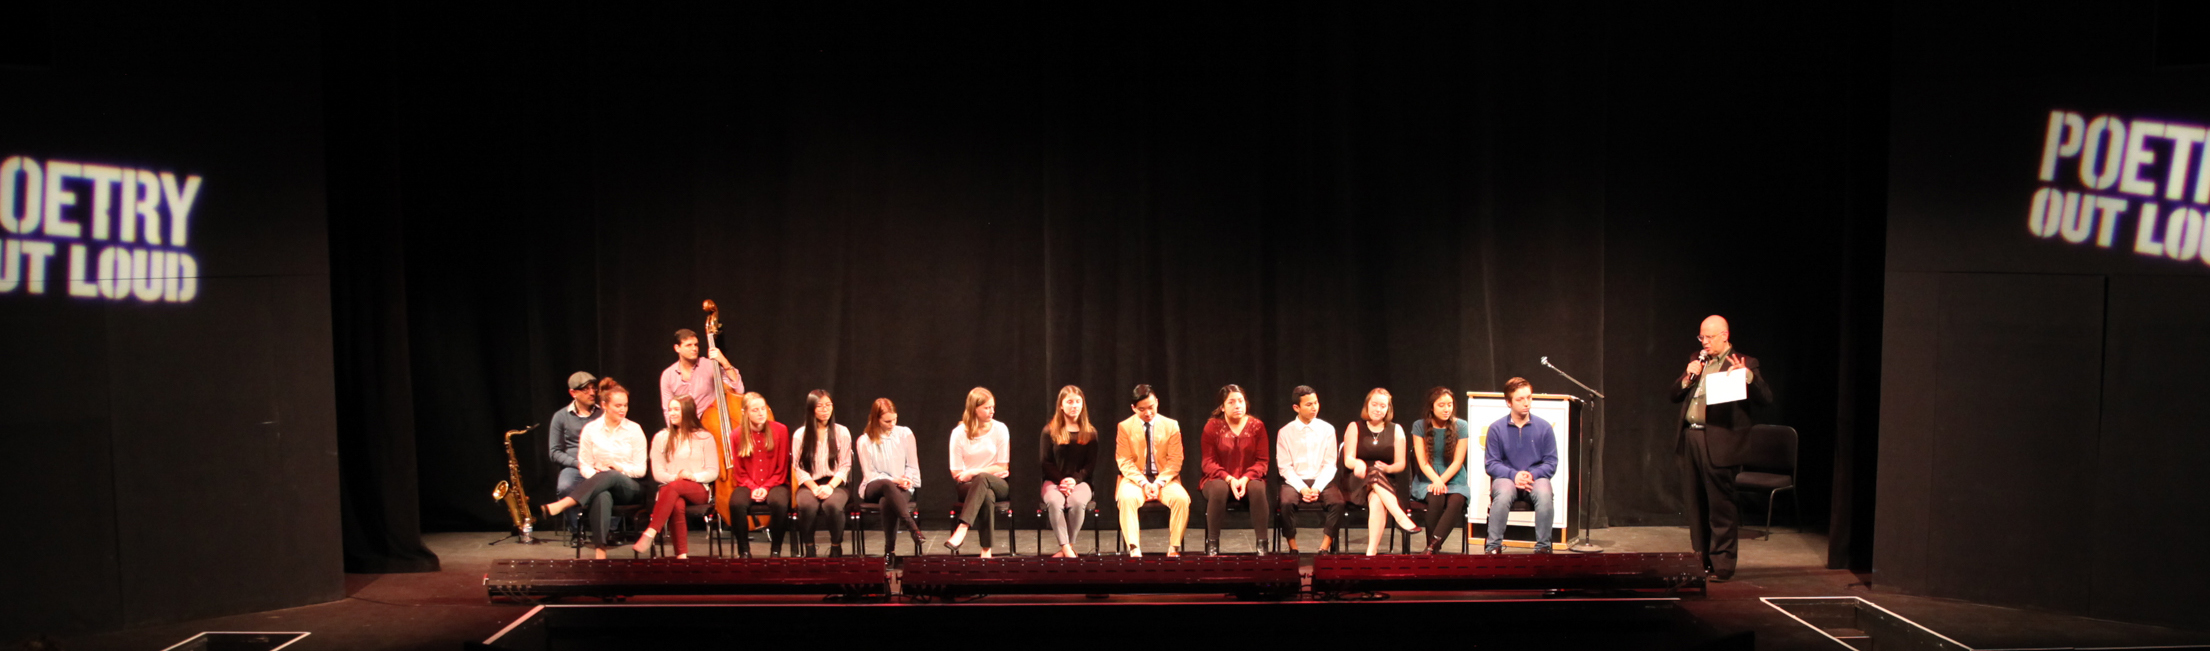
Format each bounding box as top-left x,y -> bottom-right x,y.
2034,110 -> 2210,267
0,155 -> 201,302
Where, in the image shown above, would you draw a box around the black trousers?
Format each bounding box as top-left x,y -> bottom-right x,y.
1285,484 -> 1350,542
728,485 -> 792,548
1682,426 -> 1741,575
956,474 -> 1009,548
563,472 -> 641,547
1200,479 -> 1270,544
793,484 -> 850,544
861,479 -> 923,541
1422,491 -> 1469,547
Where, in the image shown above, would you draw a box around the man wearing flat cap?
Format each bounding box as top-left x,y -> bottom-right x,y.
549,371 -> 603,496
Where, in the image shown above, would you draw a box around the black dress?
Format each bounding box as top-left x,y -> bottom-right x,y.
1346,421 -> 1398,503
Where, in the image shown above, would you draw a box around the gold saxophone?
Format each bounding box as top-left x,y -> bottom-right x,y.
492,424 -> 540,543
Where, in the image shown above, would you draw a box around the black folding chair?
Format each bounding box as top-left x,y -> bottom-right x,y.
1735,424 -> 1801,538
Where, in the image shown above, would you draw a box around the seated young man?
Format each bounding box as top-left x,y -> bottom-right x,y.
1483,377 -> 1558,554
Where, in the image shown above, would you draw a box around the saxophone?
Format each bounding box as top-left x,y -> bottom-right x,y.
492,424 -> 540,543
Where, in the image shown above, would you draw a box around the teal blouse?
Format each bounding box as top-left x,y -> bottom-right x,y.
1407,418 -> 1473,495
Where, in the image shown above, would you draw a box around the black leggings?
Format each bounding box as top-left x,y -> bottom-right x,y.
727,485 -> 791,547
1423,491 -> 1469,547
956,474 -> 1009,548
861,479 -> 923,538
1201,479 -> 1269,543
793,484 -> 849,543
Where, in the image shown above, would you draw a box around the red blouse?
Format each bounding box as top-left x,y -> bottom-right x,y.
730,421 -> 791,490
1201,417 -> 1270,481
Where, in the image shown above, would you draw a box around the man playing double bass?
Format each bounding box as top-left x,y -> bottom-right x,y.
661,328 -> 744,419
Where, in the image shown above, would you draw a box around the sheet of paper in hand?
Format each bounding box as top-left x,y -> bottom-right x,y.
1705,368 -> 1748,405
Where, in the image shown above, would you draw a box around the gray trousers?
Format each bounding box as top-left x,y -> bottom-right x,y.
564,472 -> 641,548
1040,481 -> 1094,546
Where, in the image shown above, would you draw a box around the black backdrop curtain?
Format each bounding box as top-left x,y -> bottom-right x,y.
326,3 -> 1886,566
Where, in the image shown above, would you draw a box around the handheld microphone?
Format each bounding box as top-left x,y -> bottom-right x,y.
1680,349 -> 1710,385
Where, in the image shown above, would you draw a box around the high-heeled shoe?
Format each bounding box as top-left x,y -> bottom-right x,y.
911,531 -> 929,552
630,529 -> 656,555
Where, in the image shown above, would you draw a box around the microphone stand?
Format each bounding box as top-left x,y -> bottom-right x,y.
1541,357 -> 1606,553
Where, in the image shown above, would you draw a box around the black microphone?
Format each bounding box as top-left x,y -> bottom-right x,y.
1680,349 -> 1710,385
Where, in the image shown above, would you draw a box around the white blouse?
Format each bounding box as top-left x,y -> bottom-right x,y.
949,420 -> 1010,474
578,417 -> 648,479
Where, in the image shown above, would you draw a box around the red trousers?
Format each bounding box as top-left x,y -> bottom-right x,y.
647,479 -> 708,555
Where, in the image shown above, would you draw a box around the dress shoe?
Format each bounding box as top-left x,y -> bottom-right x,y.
829,544 -> 843,558
803,544 -> 818,558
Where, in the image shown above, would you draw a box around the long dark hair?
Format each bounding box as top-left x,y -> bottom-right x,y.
798,389 -> 841,475
665,395 -> 704,466
1419,386 -> 1457,453
1209,384 -> 1247,432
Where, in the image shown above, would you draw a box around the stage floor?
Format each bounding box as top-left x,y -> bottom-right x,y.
45,527 -> 2210,650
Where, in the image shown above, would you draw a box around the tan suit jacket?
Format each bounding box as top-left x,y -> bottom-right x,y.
1115,414 -> 1183,485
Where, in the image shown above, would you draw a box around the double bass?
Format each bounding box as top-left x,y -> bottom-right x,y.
700,300 -> 750,523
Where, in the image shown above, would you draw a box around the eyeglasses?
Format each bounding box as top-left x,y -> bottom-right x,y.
1695,333 -> 1726,343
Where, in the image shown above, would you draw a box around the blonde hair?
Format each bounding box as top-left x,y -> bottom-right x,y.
738,392 -> 776,457
1044,385 -> 1096,445
961,387 -> 996,439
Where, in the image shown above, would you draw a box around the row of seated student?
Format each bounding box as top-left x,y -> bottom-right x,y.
542,376 -> 1557,559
